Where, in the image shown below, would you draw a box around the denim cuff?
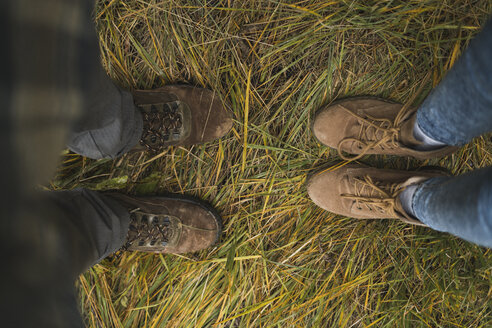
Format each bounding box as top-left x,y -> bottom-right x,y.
411,176 -> 446,229
416,109 -> 466,147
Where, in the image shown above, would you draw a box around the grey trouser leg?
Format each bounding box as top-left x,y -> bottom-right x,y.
2,0 -> 136,325
47,188 -> 131,272
66,64 -> 143,160
5,189 -> 131,328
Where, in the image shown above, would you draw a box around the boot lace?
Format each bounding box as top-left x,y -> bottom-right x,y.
139,102 -> 183,151
122,212 -> 172,250
341,175 -> 404,216
337,105 -> 410,161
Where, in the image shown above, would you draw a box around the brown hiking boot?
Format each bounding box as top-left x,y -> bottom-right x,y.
132,85 -> 233,152
306,163 -> 448,225
107,193 -> 222,253
312,97 -> 458,160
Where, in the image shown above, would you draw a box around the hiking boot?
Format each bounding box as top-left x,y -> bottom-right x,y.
306,163 -> 448,225
132,85 -> 232,152
312,97 -> 458,160
106,193 -> 222,253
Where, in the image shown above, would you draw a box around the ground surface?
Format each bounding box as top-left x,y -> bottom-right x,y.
53,1 -> 492,327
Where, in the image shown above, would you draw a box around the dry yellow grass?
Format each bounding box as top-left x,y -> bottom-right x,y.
53,1 -> 492,327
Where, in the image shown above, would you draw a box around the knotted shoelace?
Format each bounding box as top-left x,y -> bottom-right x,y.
337,104 -> 411,161
341,175 -> 405,217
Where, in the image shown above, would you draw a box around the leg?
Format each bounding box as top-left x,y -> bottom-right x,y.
2,0 -> 226,326
66,64 -> 143,160
2,0 -> 133,325
416,18 -> 492,146
413,167 -> 492,248
3,189 -> 130,328
61,3 -> 143,160
46,189 -> 131,273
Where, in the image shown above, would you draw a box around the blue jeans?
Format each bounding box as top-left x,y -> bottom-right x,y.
414,18 -> 492,247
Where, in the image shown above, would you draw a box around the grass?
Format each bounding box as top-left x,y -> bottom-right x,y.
52,0 -> 492,327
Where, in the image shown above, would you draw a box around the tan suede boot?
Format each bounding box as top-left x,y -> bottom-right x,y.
312,97 -> 458,160
107,193 -> 222,254
132,85 -> 233,152
306,163 -> 448,225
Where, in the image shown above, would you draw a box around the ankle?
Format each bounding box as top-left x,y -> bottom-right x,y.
399,184 -> 418,218
400,113 -> 447,151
